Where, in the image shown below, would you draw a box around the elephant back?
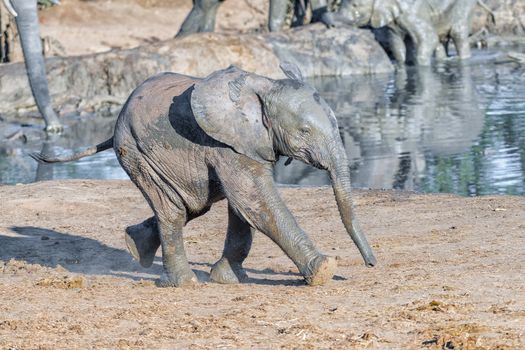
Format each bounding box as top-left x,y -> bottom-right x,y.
117,72 -> 199,138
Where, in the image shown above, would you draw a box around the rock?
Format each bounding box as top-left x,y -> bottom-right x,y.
0,24 -> 392,118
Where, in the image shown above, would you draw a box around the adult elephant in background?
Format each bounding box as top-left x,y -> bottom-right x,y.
176,0 -> 225,38
176,0 -> 339,37
2,0 -> 62,132
323,0 -> 495,65
268,0 -> 338,32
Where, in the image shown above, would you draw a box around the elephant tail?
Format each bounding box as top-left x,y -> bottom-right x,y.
30,137 -> 114,164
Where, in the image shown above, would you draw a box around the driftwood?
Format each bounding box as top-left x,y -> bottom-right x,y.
0,24 -> 393,118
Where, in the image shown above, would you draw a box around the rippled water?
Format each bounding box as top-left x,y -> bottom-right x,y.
2,48 -> 525,196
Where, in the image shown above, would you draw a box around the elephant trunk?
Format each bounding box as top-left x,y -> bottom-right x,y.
329,150 -> 376,267
11,0 -> 61,131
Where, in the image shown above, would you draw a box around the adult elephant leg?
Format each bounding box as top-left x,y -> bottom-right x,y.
10,0 -> 61,132
435,43 -> 448,61
389,31 -> 407,65
176,0 -> 223,38
268,0 -> 290,32
210,204 -> 254,284
217,161 -> 336,286
412,28 -> 438,66
450,24 -> 471,60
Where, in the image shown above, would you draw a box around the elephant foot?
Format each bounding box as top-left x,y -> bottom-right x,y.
125,217 -> 160,268
210,257 -> 248,284
303,255 -> 337,286
155,270 -> 198,288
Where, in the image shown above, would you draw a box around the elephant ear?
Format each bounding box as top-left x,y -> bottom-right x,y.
370,0 -> 403,28
191,65 -> 276,163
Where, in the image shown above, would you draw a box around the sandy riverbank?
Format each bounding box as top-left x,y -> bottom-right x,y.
0,180 -> 523,349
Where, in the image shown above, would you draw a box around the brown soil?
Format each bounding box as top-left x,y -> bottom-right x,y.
1,180 -> 524,349
37,0 -> 267,58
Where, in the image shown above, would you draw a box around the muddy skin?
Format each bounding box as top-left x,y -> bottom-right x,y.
33,64 -> 376,287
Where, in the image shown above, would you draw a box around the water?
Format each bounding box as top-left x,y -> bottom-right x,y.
2,48 -> 525,196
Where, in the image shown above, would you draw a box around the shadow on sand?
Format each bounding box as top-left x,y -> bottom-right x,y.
0,226 -> 328,286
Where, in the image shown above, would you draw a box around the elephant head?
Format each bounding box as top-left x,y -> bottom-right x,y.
334,0 -> 405,28
191,64 -> 376,267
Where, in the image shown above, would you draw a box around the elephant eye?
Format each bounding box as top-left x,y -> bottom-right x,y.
300,125 -> 311,135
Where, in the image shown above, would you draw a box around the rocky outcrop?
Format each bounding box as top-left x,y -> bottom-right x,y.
0,24 -> 392,118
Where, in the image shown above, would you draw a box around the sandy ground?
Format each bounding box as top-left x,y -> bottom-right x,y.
37,0 -> 267,58
0,180 -> 524,349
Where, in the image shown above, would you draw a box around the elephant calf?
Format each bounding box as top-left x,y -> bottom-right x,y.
32,64 -> 376,287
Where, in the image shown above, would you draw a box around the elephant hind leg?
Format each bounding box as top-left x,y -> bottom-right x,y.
123,157 -> 197,287
125,216 -> 160,268
155,210 -> 198,287
210,204 -> 254,284
450,24 -> 471,60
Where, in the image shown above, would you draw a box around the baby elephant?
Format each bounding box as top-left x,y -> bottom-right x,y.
32,64 -> 376,287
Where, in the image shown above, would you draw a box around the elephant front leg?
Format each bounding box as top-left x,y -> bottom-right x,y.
450,24 -> 472,60
218,165 -> 336,286
406,22 -> 438,66
388,31 -> 407,65
434,43 -> 448,62
210,205 -> 254,284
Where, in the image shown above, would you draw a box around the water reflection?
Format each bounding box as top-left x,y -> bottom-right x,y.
275,53 -> 525,196
275,62 -> 485,193
2,48 -> 525,196
0,116 -> 124,184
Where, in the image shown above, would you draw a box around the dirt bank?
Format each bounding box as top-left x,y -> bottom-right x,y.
0,180 -> 524,349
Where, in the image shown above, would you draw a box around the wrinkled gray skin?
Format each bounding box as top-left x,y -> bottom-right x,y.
3,0 -> 62,132
32,64 -> 376,287
324,0 -> 486,65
